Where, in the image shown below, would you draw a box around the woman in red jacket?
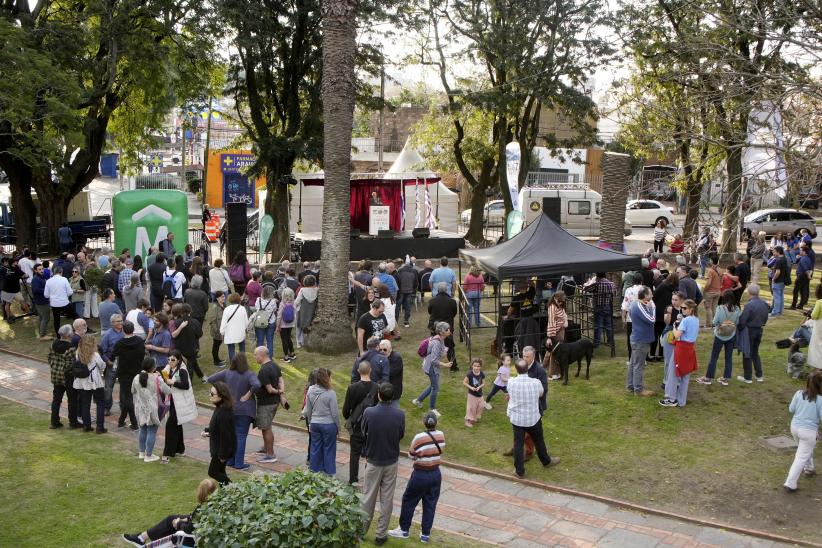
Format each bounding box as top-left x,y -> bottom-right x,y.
462,266 -> 485,327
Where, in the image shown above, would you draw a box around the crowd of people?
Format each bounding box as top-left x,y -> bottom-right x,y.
23,221 -> 822,545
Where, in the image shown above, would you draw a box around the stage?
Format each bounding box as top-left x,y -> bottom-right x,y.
294,230 -> 465,261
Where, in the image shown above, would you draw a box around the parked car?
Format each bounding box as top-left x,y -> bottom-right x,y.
460,199 -> 506,227
743,208 -> 817,238
625,199 -> 675,227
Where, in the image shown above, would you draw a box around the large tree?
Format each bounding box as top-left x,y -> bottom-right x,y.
0,0 -> 215,251
306,0 -> 359,353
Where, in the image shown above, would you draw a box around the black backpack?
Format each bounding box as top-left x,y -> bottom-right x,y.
71,359 -> 92,379
344,383 -> 378,435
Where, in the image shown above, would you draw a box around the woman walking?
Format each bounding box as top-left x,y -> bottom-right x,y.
462,266 -> 485,328
161,350 -> 198,463
229,251 -> 252,296
209,258 -> 233,301
660,299 -> 700,408
301,368 -> 340,475
210,291 -> 227,367
276,287 -> 297,362
207,354 -> 261,470
412,322 -> 452,418
783,371 -> 822,493
544,291 -> 568,380
253,285 -> 278,359
295,274 -> 318,348
207,381 -> 237,484
696,290 -> 740,386
73,334 -> 107,433
132,358 -> 171,462
220,292 -> 249,362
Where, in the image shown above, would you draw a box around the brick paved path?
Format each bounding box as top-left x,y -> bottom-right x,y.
0,352 -> 800,547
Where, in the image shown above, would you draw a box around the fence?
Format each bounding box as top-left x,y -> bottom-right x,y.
350,138 -> 406,154
128,173 -> 188,192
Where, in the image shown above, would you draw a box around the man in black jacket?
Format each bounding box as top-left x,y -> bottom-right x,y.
112,321 -> 145,429
428,282 -> 458,371
342,361 -> 377,486
361,383 -> 405,545
101,259 -> 124,312
147,253 -> 167,312
379,340 -> 404,406
173,304 -> 204,380
397,262 -> 418,328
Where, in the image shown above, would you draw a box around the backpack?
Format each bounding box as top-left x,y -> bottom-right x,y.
229,263 -> 245,283
162,272 -> 177,299
72,359 -> 92,379
417,336 -> 432,358
254,300 -> 276,329
344,382 -> 378,435
282,303 -> 295,323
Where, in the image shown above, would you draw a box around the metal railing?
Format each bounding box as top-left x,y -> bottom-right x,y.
129,173 -> 187,191
350,138 -> 406,154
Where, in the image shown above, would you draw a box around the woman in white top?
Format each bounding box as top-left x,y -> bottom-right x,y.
377,284 -> 397,335
220,292 -> 249,362
208,258 -> 234,301
254,285 -> 278,359
73,334 -> 107,433
132,357 -> 172,462
653,219 -> 668,253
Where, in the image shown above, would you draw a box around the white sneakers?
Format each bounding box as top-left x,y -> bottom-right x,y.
431,409 -> 441,418
411,398 -> 422,408
484,402 -> 493,410
144,455 -> 160,463
138,452 -> 145,459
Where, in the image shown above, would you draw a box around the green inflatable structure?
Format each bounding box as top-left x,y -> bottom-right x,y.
112,190 -> 189,258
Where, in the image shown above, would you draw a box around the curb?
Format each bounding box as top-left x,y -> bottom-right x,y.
2,346 -> 815,547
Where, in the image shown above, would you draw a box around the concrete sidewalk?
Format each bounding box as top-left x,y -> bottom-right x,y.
0,352 -> 800,548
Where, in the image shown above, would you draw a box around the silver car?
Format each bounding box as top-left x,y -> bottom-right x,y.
460,199 -> 506,227
742,208 -> 817,238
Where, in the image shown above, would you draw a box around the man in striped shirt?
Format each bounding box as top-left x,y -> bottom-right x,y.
389,412 -> 445,543
507,359 -> 559,479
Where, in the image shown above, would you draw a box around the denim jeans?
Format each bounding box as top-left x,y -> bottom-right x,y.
399,468 -> 442,535
226,341 -> 246,362
309,422 -> 338,475
593,306 -> 613,345
772,282 -> 785,315
396,292 -> 414,324
254,325 -> 275,358
699,253 -> 709,277
417,367 -> 440,410
138,424 -> 159,455
73,301 -> 85,319
104,365 -> 116,412
230,414 -> 253,467
705,335 -> 735,379
467,297 -> 482,327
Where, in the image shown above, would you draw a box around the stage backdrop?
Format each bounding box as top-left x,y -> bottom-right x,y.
349,180 -> 403,232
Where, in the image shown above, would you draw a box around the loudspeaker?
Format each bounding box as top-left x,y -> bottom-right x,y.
378,229 -> 395,239
225,202 -> 248,260
542,197 -> 561,224
412,227 -> 430,239
351,229 -> 361,239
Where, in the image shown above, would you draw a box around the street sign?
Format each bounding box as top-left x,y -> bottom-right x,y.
113,190 -> 189,258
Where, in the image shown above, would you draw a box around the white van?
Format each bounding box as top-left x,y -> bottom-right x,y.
518,186 -> 632,237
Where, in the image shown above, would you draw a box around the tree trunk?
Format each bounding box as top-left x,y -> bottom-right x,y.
2,161 -> 37,251
305,0 -> 358,354
464,159 -> 494,245
599,152 -> 632,249
683,170 -> 702,240
264,174 -> 291,262
719,143 -> 744,255
31,171 -> 73,254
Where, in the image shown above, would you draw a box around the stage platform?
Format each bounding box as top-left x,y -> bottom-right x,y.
294,230 -> 465,261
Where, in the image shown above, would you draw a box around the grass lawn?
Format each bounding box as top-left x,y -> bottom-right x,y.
3,269 -> 821,541
0,400 -> 466,547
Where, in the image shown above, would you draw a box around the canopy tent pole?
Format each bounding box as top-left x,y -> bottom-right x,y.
297,180 -> 303,233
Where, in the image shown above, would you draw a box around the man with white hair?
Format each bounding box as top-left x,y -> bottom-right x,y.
98,314 -> 123,415
376,262 -> 398,299
380,339 -> 404,407
45,265 -> 76,336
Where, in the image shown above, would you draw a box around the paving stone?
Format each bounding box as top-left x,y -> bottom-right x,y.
438,490 -> 486,510
461,523 -> 518,544
475,499 -> 522,521
442,466 -> 491,484
433,515 -> 472,534
484,476 -> 527,496
565,497 -> 610,517
696,526 -> 759,547
549,519 -> 608,542
508,539 -> 549,548
512,509 -> 554,532
598,528 -> 660,548
516,485 -> 574,508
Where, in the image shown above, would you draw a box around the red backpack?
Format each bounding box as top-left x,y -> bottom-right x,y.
417,336 -> 432,358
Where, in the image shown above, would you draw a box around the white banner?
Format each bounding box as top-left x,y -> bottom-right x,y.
505,142 -> 521,210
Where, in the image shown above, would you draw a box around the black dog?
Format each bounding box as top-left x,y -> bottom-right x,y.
551,338 -> 595,385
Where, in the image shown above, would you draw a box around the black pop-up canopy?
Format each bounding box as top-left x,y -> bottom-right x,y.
459,212 -> 641,278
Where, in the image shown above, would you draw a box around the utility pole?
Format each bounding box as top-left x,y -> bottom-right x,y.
377,65 -> 385,172
202,96 -> 214,205
180,107 -> 187,192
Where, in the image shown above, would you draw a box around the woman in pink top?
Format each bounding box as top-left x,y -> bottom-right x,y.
462,266 -> 485,327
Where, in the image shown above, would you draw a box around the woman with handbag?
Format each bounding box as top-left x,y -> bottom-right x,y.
220,292 -> 250,362
253,285 -> 278,359
660,299 -> 700,408
543,291 -> 568,380
209,291 -> 227,368
72,334 -> 107,433
132,357 -> 171,462
161,350 -> 198,463
206,354 -> 261,470
696,290 -> 741,386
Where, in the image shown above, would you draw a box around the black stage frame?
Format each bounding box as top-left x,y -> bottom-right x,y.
294,231 -> 465,261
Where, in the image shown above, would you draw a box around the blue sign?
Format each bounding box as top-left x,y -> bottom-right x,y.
221,153 -> 256,174
223,173 -> 256,207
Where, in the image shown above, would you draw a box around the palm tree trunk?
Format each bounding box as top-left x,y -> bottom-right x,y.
599,152 -> 631,250
305,0 -> 359,353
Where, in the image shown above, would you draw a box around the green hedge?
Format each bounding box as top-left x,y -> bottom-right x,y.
195,470 -> 366,547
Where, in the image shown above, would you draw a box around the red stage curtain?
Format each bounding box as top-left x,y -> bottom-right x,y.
350,180 -> 403,232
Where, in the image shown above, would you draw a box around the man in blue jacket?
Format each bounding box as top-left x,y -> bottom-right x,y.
628,287 -> 656,396
31,263 -> 51,341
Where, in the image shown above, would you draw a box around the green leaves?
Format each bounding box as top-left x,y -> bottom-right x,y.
194,470 -> 367,547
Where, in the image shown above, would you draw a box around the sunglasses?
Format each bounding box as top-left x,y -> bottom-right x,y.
168,357 -> 177,362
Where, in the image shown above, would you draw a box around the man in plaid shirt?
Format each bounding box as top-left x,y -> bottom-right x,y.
507,359 -> 560,478
586,273 -> 616,347
48,324 -> 80,429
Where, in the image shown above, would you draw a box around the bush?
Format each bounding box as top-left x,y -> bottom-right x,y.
194,470 -> 367,547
